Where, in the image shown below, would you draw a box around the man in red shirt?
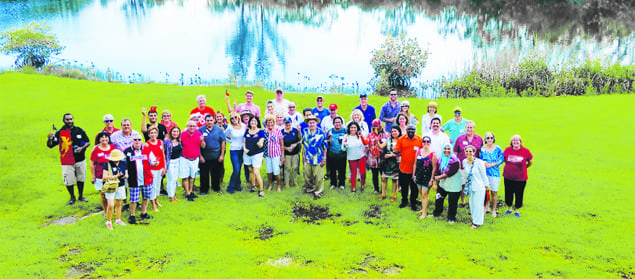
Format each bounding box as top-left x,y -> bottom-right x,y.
394,124 -> 422,211
190,95 -> 215,128
181,120 -> 206,201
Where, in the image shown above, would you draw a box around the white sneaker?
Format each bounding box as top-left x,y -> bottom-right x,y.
492,212 -> 497,218
105,221 -> 113,230
339,186 -> 345,190
115,219 -> 127,226
448,220 -> 455,224
330,185 -> 336,189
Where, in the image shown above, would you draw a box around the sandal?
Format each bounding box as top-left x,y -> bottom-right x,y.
258,191 -> 265,197
390,196 -> 396,202
379,195 -> 386,201
351,188 -> 356,193
470,224 -> 479,229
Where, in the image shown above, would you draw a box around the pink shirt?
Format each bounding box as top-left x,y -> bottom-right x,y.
181,130 -> 202,159
236,103 -> 261,118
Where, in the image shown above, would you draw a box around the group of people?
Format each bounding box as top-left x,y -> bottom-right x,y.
47,88 -> 533,230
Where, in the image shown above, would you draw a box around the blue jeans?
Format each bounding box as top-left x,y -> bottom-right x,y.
228,150 -> 244,192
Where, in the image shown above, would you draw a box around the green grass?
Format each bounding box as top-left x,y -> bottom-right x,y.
0,71 -> 633,278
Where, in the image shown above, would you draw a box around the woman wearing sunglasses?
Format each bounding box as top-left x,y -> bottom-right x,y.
480,132 -> 504,217
412,135 -> 437,219
224,112 -> 247,193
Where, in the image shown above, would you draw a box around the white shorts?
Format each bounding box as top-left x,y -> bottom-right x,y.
180,157 -> 199,179
95,179 -> 103,191
244,152 -> 264,169
265,156 -> 281,175
104,186 -> 126,200
487,176 -> 501,192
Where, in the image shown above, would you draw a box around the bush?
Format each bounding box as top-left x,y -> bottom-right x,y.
443,57 -> 634,98
0,21 -> 64,69
370,34 -> 428,96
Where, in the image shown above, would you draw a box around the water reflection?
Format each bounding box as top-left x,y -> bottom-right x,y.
0,0 -> 633,98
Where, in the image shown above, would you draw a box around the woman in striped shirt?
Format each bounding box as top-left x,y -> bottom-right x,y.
263,115 -> 285,192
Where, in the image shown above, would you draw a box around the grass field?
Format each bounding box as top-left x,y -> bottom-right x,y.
0,72 -> 633,278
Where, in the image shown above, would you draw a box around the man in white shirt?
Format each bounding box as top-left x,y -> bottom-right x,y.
423,117 -> 450,157
270,87 -> 290,116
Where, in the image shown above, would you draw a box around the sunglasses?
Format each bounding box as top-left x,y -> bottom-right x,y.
133,139 -> 142,141
454,112 -> 461,114
485,137 -> 493,139
104,120 -> 113,123
289,106 -> 296,108
422,140 -> 431,143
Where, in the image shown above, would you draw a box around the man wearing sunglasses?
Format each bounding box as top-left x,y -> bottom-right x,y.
47,113 -> 91,205
379,90 -> 401,133
270,87 -> 291,116
95,114 -> 119,143
442,106 -> 468,144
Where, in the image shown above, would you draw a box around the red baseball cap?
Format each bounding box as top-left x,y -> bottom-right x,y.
329,104 -> 338,110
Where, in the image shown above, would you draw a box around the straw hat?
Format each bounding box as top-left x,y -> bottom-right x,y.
109,149 -> 126,161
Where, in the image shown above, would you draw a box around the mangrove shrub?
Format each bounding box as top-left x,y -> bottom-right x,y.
370,34 -> 428,96
1,22 -> 64,69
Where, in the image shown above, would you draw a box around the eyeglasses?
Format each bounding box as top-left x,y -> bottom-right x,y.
485,137 -> 493,139
133,139 -> 142,141
289,106 -> 296,108
104,120 -> 113,123
465,150 -> 474,153
422,140 -> 431,143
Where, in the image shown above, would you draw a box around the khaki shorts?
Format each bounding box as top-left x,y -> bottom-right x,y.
61,160 -> 86,185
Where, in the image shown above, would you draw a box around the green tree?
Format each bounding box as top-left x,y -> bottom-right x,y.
1,22 -> 64,69
370,34 -> 428,96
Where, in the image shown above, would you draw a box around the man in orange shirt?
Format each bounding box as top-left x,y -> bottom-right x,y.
394,124 -> 422,211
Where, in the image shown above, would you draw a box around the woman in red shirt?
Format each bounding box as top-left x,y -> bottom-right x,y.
144,126 -> 166,211
503,135 -> 534,217
90,131 -> 116,214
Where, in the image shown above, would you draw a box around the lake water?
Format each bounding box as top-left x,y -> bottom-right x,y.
1,0 -> 633,98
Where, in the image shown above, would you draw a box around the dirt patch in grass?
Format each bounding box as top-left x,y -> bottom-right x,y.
350,254 -> 402,275
364,205 -> 382,219
65,262 -> 94,278
255,225 -> 286,240
291,202 -> 340,224
44,211 -> 103,227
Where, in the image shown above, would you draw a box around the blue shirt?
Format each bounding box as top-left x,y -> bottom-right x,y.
480,145 -> 504,177
379,101 -> 401,132
198,125 -> 225,160
302,128 -> 327,165
244,129 -> 266,156
442,118 -> 468,144
354,104 -> 376,131
326,127 -> 347,158
312,107 -> 330,128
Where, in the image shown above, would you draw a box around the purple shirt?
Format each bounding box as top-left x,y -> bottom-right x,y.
453,134 -> 483,168
110,130 -> 141,151
236,103 -> 261,118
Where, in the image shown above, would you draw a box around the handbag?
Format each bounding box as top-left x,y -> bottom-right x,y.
102,162 -> 119,193
463,161 -> 475,196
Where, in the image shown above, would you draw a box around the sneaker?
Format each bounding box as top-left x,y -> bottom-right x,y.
140,213 -> 153,220
77,197 -> 88,202
160,189 -> 168,196
410,205 -> 418,212
448,220 -> 455,224
187,197 -> 194,202
190,192 -> 198,199
492,212 -> 497,218
458,203 -> 466,208
339,186 -> 345,190
504,210 -> 513,215
128,215 -> 137,224
323,175 -> 329,180
399,202 -> 408,209
199,192 -> 208,196
330,185 -> 336,189
105,221 -> 113,230
66,199 -> 76,205
515,212 -> 521,218
374,190 -> 379,194
115,219 -> 126,226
